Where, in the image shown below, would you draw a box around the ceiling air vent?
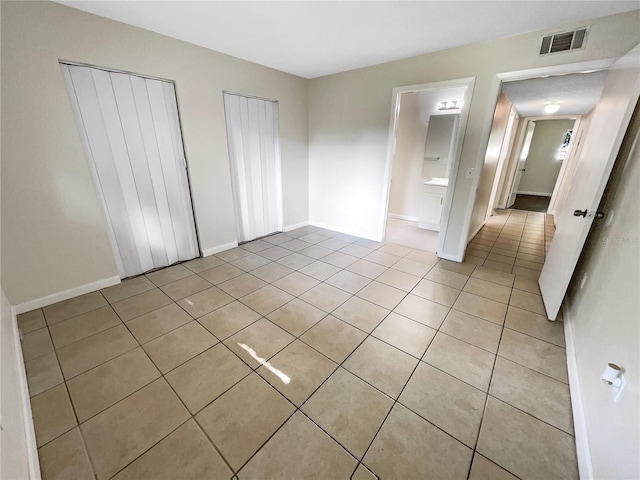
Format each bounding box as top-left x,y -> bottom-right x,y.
539,28 -> 588,55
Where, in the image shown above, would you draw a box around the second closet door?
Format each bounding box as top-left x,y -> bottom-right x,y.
61,63 -> 199,278
223,93 -> 283,242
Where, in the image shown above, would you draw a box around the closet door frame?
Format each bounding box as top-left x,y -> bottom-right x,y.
60,60 -> 202,276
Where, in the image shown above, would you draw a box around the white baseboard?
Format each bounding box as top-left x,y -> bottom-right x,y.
516,191 -> 553,197
12,276 -> 120,315
388,213 -> 419,222
201,241 -> 239,257
563,305 -> 594,480
283,221 -> 309,232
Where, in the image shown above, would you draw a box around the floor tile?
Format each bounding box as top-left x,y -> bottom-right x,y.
375,268 -> 421,292
471,270 -> 517,300
498,328 -> 568,383
112,289 -> 173,321
31,384 -> 77,447
322,251 -> 358,269
423,332 -> 495,391
100,275 -> 156,303
372,313 -> 436,358
57,324 -> 138,379
198,300 -> 261,340
240,285 -> 294,316
483,259 -> 514,273
112,419 -> 232,480
43,291 -> 108,325
145,264 -> 193,287
274,253 -> 315,271
353,463 -> 377,480
343,336 -> 418,398
125,303 -> 193,344
21,327 -> 54,362
513,274 -> 541,294
25,352 -> 64,397
240,239 -> 272,253
393,294 -> 450,329
266,298 -> 326,336
509,289 -> 547,316
198,263 -> 244,284
160,274 -> 212,301
391,258 -> 432,277
196,373 -> 295,471
257,340 -> 338,407
300,315 -> 366,363
66,347 -> 160,422
399,363 -> 486,447
425,266 -> 469,289
512,265 -> 542,278
356,281 -> 406,310
324,269 -> 371,294
251,261 -> 295,282
37,428 -> 93,480
298,260 -> 341,281
302,368 -> 393,458
81,379 -> 189,480
230,253 -> 272,271
257,245 -> 292,261
217,273 -> 268,298
143,321 -> 218,373
405,249 -> 439,265
318,238 -> 351,251
298,244 -> 333,259
17,309 -> 46,334
298,233 -> 329,244
363,250 -> 401,267
331,296 -> 389,333
281,238 -> 313,252
491,357 -> 573,434
346,259 -> 388,279
471,266 -> 515,287
238,411 -> 357,479
166,343 -> 251,414
411,278 -> 460,307
437,259 -> 477,276
224,318 -> 295,369
440,309 -> 502,353
49,305 -> 121,349
299,283 -> 351,312
271,271 -> 320,296
505,305 -> 565,347
363,403 -> 472,479
477,397 -> 578,480
340,244 -> 374,258
453,291 -> 507,325
182,255 -> 225,273
469,453 -> 519,480
487,252 -> 516,265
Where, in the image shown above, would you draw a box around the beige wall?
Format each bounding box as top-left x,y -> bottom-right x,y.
564,104 -> 639,480
1,1 -> 309,306
519,119 -> 576,195
308,11 -> 640,255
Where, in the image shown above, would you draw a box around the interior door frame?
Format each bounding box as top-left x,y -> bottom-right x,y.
380,77 -> 476,257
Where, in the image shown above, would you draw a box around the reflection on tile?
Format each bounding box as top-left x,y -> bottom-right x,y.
224,318 -> 295,369
302,368 -> 393,458
399,363 -> 485,447
300,316 -> 366,364
477,397 -> 578,480
177,286 -> 234,318
81,379 -> 189,480
491,357 -> 573,434
372,313 -> 436,358
111,420 -> 232,480
363,403 -> 472,479
267,298 -> 326,336
31,384 -> 77,447
343,337 -> 418,398
423,332 -> 495,391
38,428 -> 93,480
196,373 -> 295,471
332,296 -> 389,333
239,411 -> 356,479
257,340 -> 337,407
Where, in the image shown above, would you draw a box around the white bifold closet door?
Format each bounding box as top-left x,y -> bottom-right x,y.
61,63 -> 199,278
223,93 -> 283,242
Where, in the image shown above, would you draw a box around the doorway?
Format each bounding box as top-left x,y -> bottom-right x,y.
382,79 -> 474,253
223,92 -> 283,243
61,62 -> 200,279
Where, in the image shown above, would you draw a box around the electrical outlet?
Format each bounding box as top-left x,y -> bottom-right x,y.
465,168 -> 474,179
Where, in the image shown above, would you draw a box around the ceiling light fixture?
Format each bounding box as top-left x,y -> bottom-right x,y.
544,104 -> 561,114
437,100 -> 463,110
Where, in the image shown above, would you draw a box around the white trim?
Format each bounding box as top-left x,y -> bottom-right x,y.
309,221 -> 371,240
467,220 -> 486,244
10,309 -> 41,479
387,213 -> 419,222
283,221 -> 309,232
11,276 -> 120,315
563,305 -> 594,480
201,241 -> 239,257
516,190 -> 553,197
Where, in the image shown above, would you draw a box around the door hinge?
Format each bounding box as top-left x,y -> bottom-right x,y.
574,209 -> 605,219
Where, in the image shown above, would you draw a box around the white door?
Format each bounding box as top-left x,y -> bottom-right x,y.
507,121 -> 536,207
61,63 -> 199,278
539,44 -> 640,320
223,93 -> 283,242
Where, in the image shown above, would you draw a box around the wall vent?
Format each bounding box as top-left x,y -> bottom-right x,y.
540,27 -> 588,55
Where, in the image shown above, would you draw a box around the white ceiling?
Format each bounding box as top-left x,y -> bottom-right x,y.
55,1 -> 639,79
502,71 -> 609,117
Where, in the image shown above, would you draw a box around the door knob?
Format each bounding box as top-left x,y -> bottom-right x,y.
574,209 -> 588,217
574,209 -> 606,219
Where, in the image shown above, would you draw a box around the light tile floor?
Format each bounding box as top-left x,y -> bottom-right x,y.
19,209 -> 578,479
